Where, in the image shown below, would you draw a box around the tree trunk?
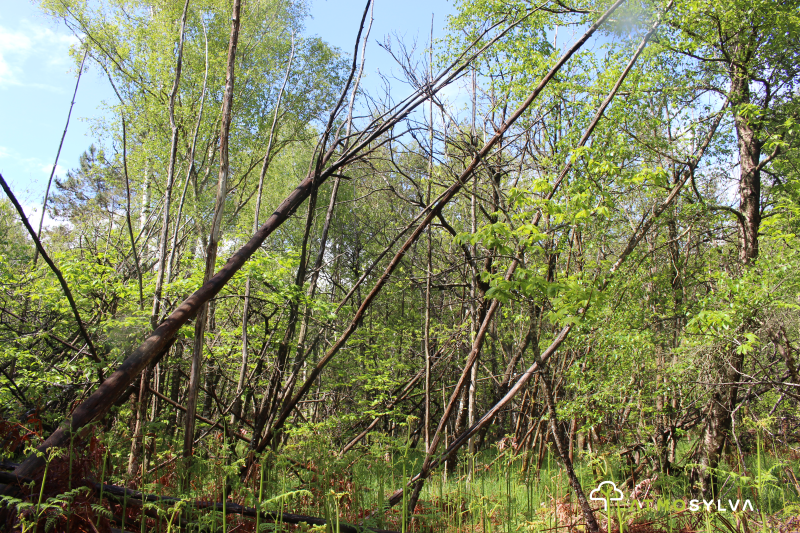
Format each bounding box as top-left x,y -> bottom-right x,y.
539,367 -> 600,533
732,70 -> 762,266
182,0 -> 241,469
697,61 -> 762,496
127,364 -> 152,482
234,38 -> 295,424
150,0 -> 191,329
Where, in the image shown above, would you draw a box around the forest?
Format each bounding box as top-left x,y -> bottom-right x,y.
0,0 -> 799,531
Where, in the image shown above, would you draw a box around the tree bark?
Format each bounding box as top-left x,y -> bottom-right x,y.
696,51 -> 763,496
732,70 -> 762,266
127,364 -> 152,481
166,16 -> 208,286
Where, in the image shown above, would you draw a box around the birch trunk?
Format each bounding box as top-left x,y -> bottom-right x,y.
183,0 -> 242,470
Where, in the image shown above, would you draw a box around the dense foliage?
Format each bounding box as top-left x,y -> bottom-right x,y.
1,0 -> 799,531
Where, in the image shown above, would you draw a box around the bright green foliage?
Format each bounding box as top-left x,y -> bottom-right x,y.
1,0 -> 799,531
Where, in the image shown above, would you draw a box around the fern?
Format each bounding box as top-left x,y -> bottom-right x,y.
0,494 -> 31,511
142,500 -> 169,520
91,503 -> 113,519
44,513 -> 61,532
46,486 -> 90,506
263,489 -> 313,505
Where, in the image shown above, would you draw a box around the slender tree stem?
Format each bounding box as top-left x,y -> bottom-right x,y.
34,49 -> 88,265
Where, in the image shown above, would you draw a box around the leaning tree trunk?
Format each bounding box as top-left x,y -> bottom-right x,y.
3,0 -> 581,488
539,361 -> 601,533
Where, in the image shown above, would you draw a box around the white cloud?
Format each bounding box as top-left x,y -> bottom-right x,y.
40,163 -> 67,178
436,79 -> 470,109
0,145 -> 61,189
0,53 -> 21,87
0,25 -> 34,87
0,25 -> 33,53
19,201 -> 58,231
0,21 -> 80,90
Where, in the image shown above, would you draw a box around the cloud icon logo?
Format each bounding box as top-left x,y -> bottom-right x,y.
589,481 -> 625,512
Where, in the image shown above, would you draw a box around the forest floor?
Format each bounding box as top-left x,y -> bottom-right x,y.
1,424 -> 799,533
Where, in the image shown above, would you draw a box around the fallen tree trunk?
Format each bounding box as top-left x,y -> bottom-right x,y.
252,0 -> 628,458
0,468 -> 399,533
93,482 -> 401,533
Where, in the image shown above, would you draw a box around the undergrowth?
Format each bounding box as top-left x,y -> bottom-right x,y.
0,421 -> 798,532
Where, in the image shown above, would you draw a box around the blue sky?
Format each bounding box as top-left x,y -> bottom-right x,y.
0,1 -> 112,220
0,0 -> 457,225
